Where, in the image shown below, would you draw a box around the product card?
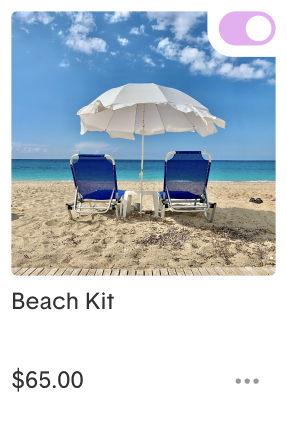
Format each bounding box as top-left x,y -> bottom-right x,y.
3,3 -> 285,420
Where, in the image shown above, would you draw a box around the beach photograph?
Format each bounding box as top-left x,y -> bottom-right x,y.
11,12 -> 275,276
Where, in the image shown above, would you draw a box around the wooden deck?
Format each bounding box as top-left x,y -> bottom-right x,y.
12,267 -> 276,276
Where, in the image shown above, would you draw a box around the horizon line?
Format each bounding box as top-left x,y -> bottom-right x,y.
11,158 -> 276,161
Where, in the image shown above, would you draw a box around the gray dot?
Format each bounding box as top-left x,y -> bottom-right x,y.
235,378 -> 241,384
253,378 -> 259,384
245,378 -> 250,384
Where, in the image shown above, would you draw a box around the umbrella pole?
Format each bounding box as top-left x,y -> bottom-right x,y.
140,104 -> 145,215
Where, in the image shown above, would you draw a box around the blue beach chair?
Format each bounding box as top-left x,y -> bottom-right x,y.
158,151 -> 216,222
66,154 -> 125,219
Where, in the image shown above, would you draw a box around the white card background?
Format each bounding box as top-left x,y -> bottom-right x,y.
2,1 -> 286,420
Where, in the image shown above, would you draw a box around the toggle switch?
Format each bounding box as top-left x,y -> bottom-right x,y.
219,12 -> 276,45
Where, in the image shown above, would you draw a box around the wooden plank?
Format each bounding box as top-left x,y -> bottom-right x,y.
38,268 -> 52,276
230,267 -> 244,276
54,268 -> 68,276
46,268 -> 59,276
232,267 -> 250,276
183,268 -> 193,276
62,268 -> 74,276
205,267 -> 218,276
22,268 -> 36,276
239,267 -> 251,276
214,267 -> 227,276
13,266 -> 273,277
167,268 -> 177,276
29,267 -> 44,276
198,268 -> 210,276
261,267 -> 276,276
228,266 -> 241,276
87,269 -> 97,276
252,267 -> 269,276
175,268 -> 185,276
16,268 -> 29,276
70,268 -> 82,276
245,267 -> 261,276
229,266 -> 241,276
221,267 -> 237,276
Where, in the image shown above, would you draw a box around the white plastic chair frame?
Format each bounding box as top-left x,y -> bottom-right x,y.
159,151 -> 216,223
66,154 -> 122,219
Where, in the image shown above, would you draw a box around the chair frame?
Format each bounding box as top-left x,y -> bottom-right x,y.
66,154 -> 122,219
159,151 -> 216,222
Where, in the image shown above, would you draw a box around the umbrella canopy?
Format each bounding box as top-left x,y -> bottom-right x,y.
77,83 -> 225,139
77,83 -> 226,214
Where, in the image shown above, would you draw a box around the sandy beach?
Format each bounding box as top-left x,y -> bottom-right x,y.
11,181 -> 276,270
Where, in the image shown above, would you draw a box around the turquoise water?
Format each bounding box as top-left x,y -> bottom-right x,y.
12,159 -> 275,182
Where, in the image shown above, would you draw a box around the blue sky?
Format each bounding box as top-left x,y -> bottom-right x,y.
12,11 -> 275,160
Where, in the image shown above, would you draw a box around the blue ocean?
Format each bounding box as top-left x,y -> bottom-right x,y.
12,159 -> 275,182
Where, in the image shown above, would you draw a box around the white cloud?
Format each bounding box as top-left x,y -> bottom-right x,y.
153,34 -> 211,62
59,59 -> 70,67
58,30 -> 63,36
194,31 -> 209,44
117,36 -> 129,46
130,25 -> 145,35
179,47 -> 205,64
146,12 -> 206,40
178,46 -> 221,75
252,59 -> 271,70
12,142 -> 48,153
143,55 -> 156,66
74,142 -> 112,153
252,58 -> 275,75
185,31 -> 210,45
75,57 -> 81,62
216,62 -> 264,79
63,12 -> 107,54
210,49 -> 227,62
51,23 -> 57,31
267,78 -> 275,85
14,12 -> 54,25
110,51 -> 119,56
104,12 -> 131,23
66,11 -> 95,37
21,27 -> 29,34
153,37 -> 275,81
130,27 -> 139,35
74,37 -> 107,54
154,37 -> 179,59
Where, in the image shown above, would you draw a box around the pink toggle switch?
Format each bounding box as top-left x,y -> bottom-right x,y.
219,12 -> 276,45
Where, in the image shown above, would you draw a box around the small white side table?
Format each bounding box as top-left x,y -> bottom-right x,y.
122,191 -> 159,217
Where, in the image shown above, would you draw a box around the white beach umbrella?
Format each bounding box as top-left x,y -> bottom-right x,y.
77,83 -> 225,214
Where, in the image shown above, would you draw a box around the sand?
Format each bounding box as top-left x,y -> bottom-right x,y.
12,181 -> 276,270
